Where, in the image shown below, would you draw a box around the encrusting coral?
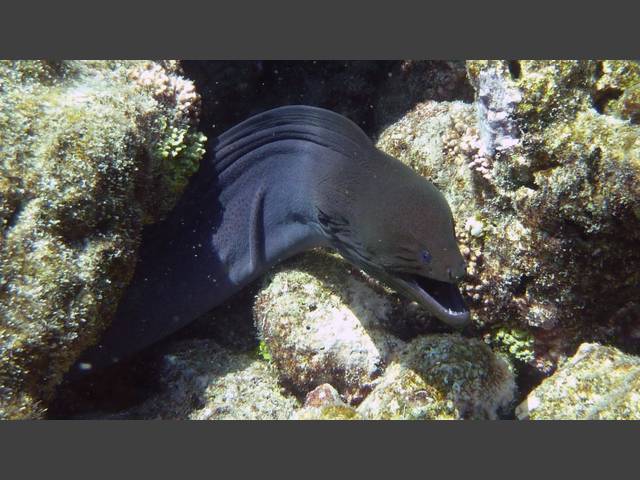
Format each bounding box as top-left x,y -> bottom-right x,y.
516,343 -> 640,420
0,60 -> 206,418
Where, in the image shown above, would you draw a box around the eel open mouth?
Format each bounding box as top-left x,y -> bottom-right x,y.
341,253 -> 470,328
391,273 -> 470,327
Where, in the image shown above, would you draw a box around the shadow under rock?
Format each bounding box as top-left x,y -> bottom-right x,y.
47,285 -> 262,419
181,60 -> 474,145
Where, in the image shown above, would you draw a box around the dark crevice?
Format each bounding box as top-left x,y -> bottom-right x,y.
561,220 -> 590,243
585,147 -> 602,183
5,198 -> 28,231
528,151 -> 561,182
592,87 -> 624,114
181,60 -> 475,144
512,274 -> 533,296
594,61 -> 604,81
508,60 -> 522,80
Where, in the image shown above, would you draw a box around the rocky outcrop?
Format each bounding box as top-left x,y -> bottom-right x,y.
0,60 -> 206,418
378,61 -> 640,375
516,343 -> 640,420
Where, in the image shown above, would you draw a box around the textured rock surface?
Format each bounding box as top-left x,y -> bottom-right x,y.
254,252 -> 515,419
378,60 -> 640,374
516,343 -> 640,420
357,335 -> 515,420
76,334 -> 513,420
254,250 -> 405,403
292,383 -> 360,420
0,60 -> 205,418
99,339 -> 300,420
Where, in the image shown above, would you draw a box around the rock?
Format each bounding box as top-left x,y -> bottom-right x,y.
517,343 -> 640,420
291,384 -> 360,420
357,335 -> 516,420
592,61 -> 640,124
80,335 -> 514,420
96,339 -> 300,420
303,383 -> 344,407
378,60 -> 640,374
254,250 -> 405,403
0,60 -> 206,418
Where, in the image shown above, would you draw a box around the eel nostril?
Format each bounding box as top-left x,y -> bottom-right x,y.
447,267 -> 453,280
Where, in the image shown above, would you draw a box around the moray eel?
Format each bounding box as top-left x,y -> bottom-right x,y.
70,106 -> 469,377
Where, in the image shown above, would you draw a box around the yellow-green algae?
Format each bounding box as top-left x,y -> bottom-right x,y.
256,340 -> 272,362
517,343 -> 640,420
0,60 -> 206,418
491,327 -> 535,364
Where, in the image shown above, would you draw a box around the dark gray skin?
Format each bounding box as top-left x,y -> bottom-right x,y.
69,106 -> 468,378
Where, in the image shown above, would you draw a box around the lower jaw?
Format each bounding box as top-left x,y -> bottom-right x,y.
390,273 -> 470,328
342,257 -> 470,327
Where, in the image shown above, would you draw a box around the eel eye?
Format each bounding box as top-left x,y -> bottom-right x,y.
420,249 -> 432,264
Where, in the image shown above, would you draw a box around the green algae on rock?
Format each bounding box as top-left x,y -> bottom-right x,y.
516,343 -> 640,420
0,60 -> 206,418
357,335 -> 515,420
488,327 -> 536,364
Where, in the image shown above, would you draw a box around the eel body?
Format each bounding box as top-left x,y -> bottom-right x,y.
71,106 -> 469,376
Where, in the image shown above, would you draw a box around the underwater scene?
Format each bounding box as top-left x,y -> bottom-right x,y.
1,60 -> 639,420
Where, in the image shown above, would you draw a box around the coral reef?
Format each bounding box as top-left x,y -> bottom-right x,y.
378,60 -> 640,374
254,251 -> 515,419
0,60 -> 205,418
69,331 -> 513,420
516,343 -> 640,420
30,60 -> 640,420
